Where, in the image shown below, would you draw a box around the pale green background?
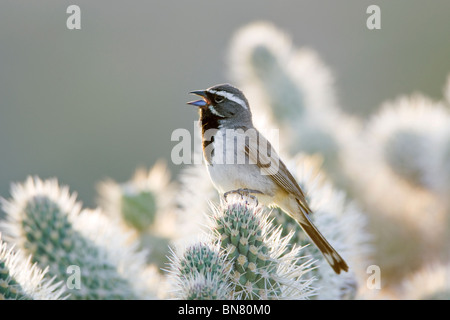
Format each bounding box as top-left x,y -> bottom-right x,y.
1,0 -> 449,208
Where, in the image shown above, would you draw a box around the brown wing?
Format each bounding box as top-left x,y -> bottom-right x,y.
244,131 -> 312,214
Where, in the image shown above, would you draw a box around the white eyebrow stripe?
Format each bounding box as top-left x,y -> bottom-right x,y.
208,89 -> 248,109
208,105 -> 226,118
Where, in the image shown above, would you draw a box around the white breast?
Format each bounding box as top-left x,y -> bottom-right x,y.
205,128 -> 276,196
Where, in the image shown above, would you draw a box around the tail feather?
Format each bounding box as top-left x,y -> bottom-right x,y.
299,220 -> 349,274
283,198 -> 349,274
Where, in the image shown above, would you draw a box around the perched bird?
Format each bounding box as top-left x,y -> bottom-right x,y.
187,83 -> 349,274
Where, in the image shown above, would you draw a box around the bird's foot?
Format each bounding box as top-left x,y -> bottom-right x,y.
223,188 -> 263,206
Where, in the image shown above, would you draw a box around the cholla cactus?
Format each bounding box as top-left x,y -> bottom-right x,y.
97,160 -> 175,232
211,196 -> 315,300
427,125 -> 450,209
167,242 -> 231,300
0,177 -> 159,300
97,161 -> 178,269
0,235 -> 65,300
228,21 -> 337,120
344,94 -> 450,285
398,263 -> 450,300
366,95 -> 450,189
273,155 -> 371,299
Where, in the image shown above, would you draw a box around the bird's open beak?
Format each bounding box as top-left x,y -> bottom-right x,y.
187,90 -> 208,107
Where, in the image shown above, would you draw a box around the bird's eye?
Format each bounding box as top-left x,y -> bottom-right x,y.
214,95 -> 225,104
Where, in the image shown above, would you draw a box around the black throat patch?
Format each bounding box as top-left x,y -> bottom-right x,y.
200,107 -> 221,164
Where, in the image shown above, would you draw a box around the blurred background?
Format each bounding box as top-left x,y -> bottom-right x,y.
1,0 -> 450,208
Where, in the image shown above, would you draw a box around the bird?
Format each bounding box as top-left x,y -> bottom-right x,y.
187,83 -> 349,274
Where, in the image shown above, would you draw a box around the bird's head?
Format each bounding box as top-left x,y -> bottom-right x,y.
188,84 -> 252,123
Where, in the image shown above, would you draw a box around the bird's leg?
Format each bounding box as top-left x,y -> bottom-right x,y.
223,188 -> 263,206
